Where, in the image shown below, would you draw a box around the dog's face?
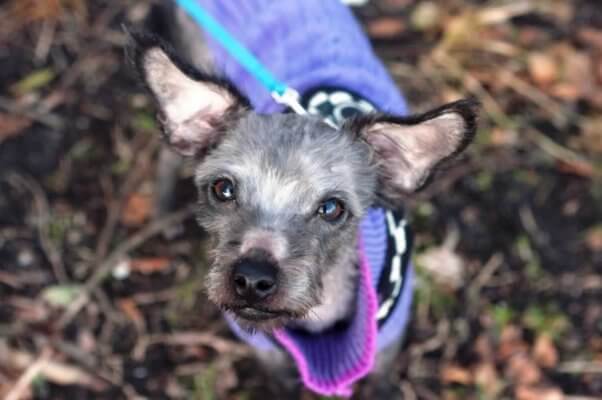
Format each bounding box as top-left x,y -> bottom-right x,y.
132,34 -> 477,329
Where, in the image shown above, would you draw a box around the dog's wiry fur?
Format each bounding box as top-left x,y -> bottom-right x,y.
195,113 -> 376,331
128,15 -> 478,393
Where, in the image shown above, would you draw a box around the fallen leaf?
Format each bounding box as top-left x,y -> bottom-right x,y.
533,334 -> 559,368
550,82 -> 580,101
367,17 -> 406,38
560,49 -> 593,98
130,257 -> 171,274
0,343 -> 104,390
441,364 -> 473,385
506,352 -> 542,385
555,160 -> 594,178
473,362 -> 500,397
41,285 -> 81,308
475,334 -> 495,361
577,27 -> 602,51
528,53 -> 558,87
410,1 -> 441,31
121,193 -> 152,227
490,127 -> 518,146
498,325 -> 529,360
10,68 -> 55,96
118,298 -> 145,331
515,385 -> 564,400
586,226 -> 602,252
416,245 -> 465,290
580,118 -> 602,154
0,112 -> 31,142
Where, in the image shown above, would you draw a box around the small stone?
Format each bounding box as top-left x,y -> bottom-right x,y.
17,249 -> 35,267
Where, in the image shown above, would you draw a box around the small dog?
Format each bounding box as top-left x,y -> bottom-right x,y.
131,1 -> 477,397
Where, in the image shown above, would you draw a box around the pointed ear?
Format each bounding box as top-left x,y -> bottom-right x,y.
128,31 -> 251,157
347,99 -> 478,202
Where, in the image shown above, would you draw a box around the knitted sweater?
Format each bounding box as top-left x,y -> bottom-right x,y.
192,0 -> 413,396
227,208 -> 414,397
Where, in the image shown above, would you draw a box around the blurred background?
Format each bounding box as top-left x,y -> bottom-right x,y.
0,0 -> 600,399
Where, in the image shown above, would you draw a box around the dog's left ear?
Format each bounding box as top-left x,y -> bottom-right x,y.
128,31 -> 251,157
348,99 -> 478,202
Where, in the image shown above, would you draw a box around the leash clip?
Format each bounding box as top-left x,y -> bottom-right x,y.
271,87 -> 308,115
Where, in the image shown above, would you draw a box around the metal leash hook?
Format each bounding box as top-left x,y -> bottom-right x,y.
271,87 -> 308,116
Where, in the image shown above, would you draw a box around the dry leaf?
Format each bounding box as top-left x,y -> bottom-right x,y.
550,82 -> 581,101
441,364 -> 473,385
555,160 -> 595,178
121,193 -> 152,227
498,325 -> 529,360
585,226 -> 602,252
533,335 -> 559,368
528,53 -> 558,87
490,127 -> 518,146
475,334 -> 495,361
130,257 -> 170,274
411,1 -> 441,31
577,28 -> 602,51
506,353 -> 542,385
473,362 -> 500,396
367,17 -> 406,38
417,245 -> 465,290
515,385 -> 564,400
118,298 -> 145,331
0,112 -> 31,142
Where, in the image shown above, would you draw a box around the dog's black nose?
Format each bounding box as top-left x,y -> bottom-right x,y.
232,258 -> 278,302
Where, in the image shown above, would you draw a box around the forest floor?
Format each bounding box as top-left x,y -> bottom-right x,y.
0,0 -> 600,399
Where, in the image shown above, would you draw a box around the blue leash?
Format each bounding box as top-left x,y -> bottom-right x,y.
174,0 -> 311,116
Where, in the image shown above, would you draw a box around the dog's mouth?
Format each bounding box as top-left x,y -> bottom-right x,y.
224,304 -> 301,323
235,307 -> 281,321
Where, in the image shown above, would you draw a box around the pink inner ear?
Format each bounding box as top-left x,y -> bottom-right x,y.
162,106 -> 230,157
366,112 -> 467,193
143,47 -> 240,156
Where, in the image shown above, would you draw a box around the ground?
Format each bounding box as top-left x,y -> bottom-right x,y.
0,0 -> 600,399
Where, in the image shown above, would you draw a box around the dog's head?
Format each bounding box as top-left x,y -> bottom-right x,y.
131,33 -> 477,329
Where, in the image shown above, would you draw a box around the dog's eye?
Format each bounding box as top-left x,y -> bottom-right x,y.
212,178 -> 236,202
317,198 -> 345,222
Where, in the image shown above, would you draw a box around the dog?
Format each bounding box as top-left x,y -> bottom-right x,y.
130,0 -> 477,397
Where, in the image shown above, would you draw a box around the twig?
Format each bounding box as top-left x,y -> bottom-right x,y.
465,253 -> 504,317
5,173 -> 67,283
565,396 -> 602,400
4,346 -> 53,400
95,133 -> 159,261
140,332 -> 251,357
34,19 -> 56,63
0,96 -> 64,130
56,204 -> 196,329
519,205 -> 549,246
469,253 -> 504,295
557,360 -> 602,374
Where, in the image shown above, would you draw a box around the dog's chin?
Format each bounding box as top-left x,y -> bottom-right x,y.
224,305 -> 303,331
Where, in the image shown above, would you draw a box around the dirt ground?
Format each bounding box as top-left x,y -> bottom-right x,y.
0,0 -> 600,399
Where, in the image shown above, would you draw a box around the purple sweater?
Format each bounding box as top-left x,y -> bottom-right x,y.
193,0 -> 413,396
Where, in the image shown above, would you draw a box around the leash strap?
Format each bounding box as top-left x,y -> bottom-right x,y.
174,0 -> 315,117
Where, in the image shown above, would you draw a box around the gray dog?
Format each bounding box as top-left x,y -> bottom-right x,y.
130,1 -> 477,397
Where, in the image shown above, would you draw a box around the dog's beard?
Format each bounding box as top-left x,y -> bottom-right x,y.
223,304 -> 308,332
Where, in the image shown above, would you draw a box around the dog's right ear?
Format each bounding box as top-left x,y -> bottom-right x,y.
128,31 -> 251,157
